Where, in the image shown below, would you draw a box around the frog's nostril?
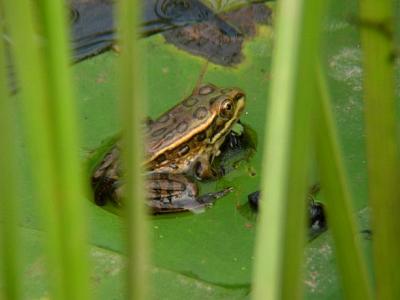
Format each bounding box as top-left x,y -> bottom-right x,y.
234,93 -> 244,101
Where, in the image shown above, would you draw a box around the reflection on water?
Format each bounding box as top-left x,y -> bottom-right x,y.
243,185 -> 327,240
142,0 -> 239,37
69,0 -> 271,64
4,0 -> 271,92
163,3 -> 271,65
69,0 -> 115,62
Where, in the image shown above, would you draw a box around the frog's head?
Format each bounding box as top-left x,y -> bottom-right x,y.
196,84 -> 245,144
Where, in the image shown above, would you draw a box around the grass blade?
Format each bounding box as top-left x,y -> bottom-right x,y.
2,1 -> 64,298
252,0 -> 327,299
314,65 -> 373,299
117,0 -> 149,299
39,1 -> 90,299
359,1 -> 400,298
0,12 -> 21,300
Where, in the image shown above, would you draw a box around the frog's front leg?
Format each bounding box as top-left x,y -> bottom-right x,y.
193,155 -> 222,180
147,173 -> 231,214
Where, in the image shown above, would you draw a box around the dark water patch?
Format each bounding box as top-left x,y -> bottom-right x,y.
4,1 -> 271,93
69,0 -> 115,62
69,0 -> 243,62
162,3 -> 272,66
215,121 -> 257,176
142,0 -> 239,38
243,186 -> 328,240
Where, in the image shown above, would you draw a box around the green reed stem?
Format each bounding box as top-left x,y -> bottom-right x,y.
2,1 -> 64,299
314,65 -> 373,300
0,15 -> 21,300
252,0 -> 326,299
359,1 -> 400,298
39,0 -> 90,299
117,0 -> 148,299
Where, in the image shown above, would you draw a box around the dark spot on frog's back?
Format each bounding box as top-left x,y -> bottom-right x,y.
177,145 -> 190,156
176,121 -> 188,133
158,114 -> 170,123
183,96 -> 199,107
155,153 -> 167,164
193,107 -> 208,120
163,131 -> 175,141
197,132 -> 206,141
198,85 -> 214,95
151,127 -> 167,137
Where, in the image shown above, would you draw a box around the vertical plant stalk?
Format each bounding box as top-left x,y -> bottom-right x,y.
117,0 -> 149,299
252,0 -> 326,299
39,0 -> 90,299
2,1 -> 64,299
359,1 -> 400,298
0,15 -> 21,300
315,66 -> 372,300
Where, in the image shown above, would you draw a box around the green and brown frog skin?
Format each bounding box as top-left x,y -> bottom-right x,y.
92,84 -> 246,213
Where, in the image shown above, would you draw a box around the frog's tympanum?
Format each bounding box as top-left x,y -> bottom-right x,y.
92,84 -> 245,213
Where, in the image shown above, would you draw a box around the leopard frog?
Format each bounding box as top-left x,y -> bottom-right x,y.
92,84 -> 245,213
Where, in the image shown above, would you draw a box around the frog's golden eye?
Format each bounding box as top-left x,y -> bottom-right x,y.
220,99 -> 235,119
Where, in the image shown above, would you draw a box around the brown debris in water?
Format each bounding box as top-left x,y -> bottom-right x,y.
162,3 -> 272,66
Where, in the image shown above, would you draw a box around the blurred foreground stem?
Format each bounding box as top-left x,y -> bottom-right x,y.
315,65 -> 372,300
0,13 -> 21,300
252,0 -> 326,299
3,0 -> 92,298
2,0 -> 64,298
359,0 -> 400,298
40,0 -> 90,298
117,0 -> 149,299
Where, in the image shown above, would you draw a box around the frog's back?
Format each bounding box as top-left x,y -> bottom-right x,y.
145,85 -> 224,161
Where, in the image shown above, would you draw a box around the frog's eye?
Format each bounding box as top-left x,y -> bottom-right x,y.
220,99 -> 235,119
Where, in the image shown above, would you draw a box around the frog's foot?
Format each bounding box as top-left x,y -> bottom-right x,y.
149,198 -> 207,214
196,187 -> 234,205
181,187 -> 234,214
154,186 -> 233,214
